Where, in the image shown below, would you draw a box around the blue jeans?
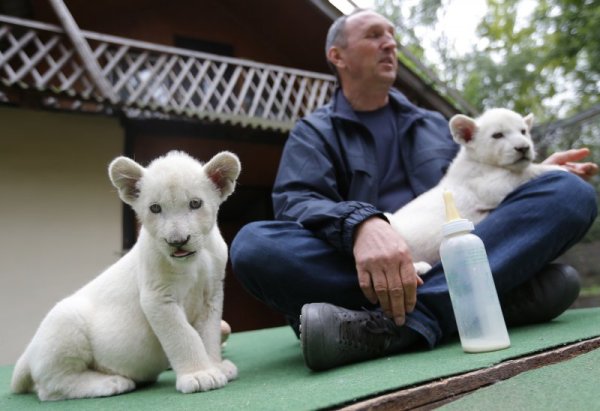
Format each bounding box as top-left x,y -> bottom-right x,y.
230,172 -> 597,347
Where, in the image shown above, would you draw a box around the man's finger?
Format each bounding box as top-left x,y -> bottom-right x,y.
400,263 -> 418,314
385,266 -> 406,325
372,271 -> 391,317
545,148 -> 590,165
565,162 -> 599,178
357,269 -> 377,304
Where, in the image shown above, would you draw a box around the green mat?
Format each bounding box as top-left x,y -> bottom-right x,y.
439,343 -> 600,410
1,308 -> 599,411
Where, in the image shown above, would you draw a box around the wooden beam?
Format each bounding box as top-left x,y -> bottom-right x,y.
48,0 -> 118,104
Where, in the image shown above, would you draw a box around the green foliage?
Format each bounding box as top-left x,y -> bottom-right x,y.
375,0 -> 600,119
473,0 -> 600,120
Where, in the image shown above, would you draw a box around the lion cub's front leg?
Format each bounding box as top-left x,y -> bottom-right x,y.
194,297 -> 238,383
140,290 -> 229,393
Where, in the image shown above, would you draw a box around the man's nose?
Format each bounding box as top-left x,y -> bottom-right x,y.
381,33 -> 397,50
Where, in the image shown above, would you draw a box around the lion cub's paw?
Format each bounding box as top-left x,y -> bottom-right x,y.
413,261 -> 432,276
39,374 -> 136,401
217,359 -> 238,381
96,375 -> 136,397
176,368 -> 228,393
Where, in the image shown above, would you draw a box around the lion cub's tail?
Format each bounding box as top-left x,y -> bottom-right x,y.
11,352 -> 33,394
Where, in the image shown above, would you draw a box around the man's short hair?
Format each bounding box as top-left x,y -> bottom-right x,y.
325,8 -> 370,78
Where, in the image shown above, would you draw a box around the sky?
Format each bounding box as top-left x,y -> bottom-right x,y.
328,0 -> 489,60
328,0 -> 538,61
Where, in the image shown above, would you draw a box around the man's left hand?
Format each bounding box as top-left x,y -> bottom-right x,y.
543,148 -> 598,180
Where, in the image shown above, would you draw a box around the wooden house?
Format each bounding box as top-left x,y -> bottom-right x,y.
0,0 -> 463,364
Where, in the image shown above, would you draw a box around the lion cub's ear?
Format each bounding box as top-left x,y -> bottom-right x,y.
449,114 -> 477,145
109,157 -> 145,205
204,151 -> 241,201
523,113 -> 534,131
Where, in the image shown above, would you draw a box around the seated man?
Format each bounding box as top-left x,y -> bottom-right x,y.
231,9 -> 598,371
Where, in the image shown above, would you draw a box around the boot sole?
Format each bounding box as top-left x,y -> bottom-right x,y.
300,303 -> 327,371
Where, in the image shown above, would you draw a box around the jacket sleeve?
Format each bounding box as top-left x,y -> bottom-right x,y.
272,118 -> 385,256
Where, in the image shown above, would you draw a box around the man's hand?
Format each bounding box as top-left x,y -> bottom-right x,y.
353,216 -> 423,326
543,148 -> 598,181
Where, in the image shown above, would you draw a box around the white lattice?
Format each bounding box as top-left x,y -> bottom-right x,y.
0,15 -> 337,130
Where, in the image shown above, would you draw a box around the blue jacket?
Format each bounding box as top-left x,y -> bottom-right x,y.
272,88 -> 459,256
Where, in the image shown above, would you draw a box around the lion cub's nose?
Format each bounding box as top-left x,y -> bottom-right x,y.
167,235 -> 190,247
514,145 -> 530,155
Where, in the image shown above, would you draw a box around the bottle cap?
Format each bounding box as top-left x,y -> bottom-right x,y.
442,190 -> 474,236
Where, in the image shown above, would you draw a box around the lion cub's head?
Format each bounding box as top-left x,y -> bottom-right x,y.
450,108 -> 537,171
109,150 -> 241,261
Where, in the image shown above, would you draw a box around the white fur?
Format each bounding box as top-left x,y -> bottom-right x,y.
11,150 -> 241,401
388,108 -> 564,273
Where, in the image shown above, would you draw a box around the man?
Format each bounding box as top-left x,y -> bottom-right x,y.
231,9 -> 598,371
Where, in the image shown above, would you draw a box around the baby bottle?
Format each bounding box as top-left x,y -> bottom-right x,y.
439,190 -> 510,353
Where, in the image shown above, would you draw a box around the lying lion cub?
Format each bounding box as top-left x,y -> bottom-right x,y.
11,150 -> 240,401
388,108 -> 564,272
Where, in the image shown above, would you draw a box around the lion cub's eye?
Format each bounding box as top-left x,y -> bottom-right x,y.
492,132 -> 504,139
149,203 -> 162,214
189,199 -> 203,210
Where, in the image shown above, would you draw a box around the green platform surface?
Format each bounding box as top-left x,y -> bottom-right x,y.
439,346 -> 600,411
1,308 -> 599,411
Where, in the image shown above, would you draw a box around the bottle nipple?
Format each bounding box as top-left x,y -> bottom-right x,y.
443,190 -> 461,222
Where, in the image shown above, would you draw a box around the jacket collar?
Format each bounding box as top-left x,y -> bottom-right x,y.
330,87 -> 424,123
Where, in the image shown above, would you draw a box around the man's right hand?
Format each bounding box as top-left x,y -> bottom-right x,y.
352,216 -> 423,326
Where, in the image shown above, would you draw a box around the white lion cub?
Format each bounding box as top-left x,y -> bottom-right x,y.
388,108 -> 564,272
11,150 -> 241,401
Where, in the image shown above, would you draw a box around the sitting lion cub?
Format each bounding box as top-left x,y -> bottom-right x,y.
11,150 -> 240,401
388,108 -> 564,272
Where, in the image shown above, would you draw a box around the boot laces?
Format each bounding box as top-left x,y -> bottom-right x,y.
338,309 -> 397,352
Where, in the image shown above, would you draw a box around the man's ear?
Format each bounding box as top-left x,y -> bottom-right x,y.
449,114 -> 478,145
327,46 -> 345,70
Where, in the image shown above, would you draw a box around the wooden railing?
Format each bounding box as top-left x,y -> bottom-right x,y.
0,15 -> 337,131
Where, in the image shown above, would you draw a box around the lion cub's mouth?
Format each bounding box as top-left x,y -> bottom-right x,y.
171,249 -> 197,259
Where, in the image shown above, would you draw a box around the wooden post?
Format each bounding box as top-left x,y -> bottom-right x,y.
48,0 -> 118,104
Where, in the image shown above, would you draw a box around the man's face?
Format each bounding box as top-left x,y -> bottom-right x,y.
335,11 -> 398,88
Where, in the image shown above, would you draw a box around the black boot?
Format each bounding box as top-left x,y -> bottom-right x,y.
501,263 -> 581,327
300,303 -> 421,371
